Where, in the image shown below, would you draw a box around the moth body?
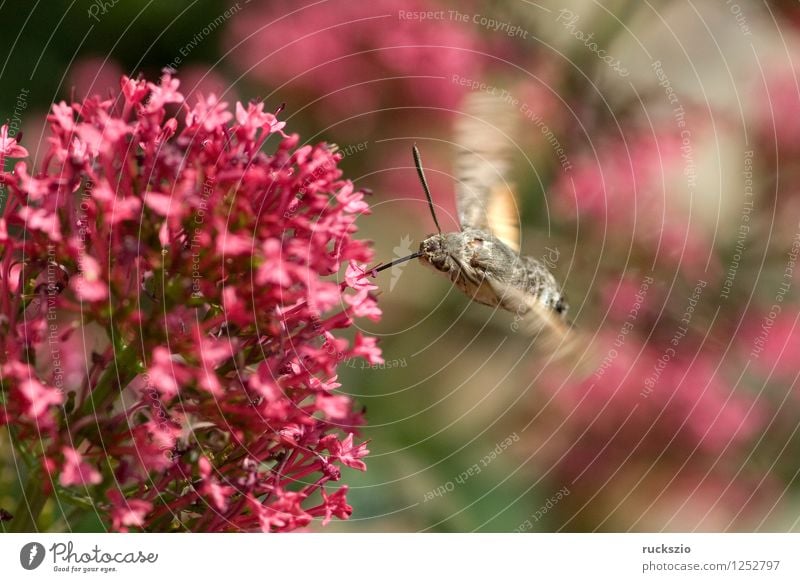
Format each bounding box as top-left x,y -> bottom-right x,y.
419,229 -> 568,320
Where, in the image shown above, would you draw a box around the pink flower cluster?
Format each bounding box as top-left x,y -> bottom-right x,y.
547,334 -> 761,475
225,0 -> 483,122
552,128 -> 715,278
0,72 -> 382,531
756,69 -> 800,160
534,277 -> 773,526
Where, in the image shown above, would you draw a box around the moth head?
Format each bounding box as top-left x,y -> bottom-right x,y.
418,233 -> 453,272
419,230 -> 510,277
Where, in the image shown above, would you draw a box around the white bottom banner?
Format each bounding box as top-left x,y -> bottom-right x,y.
1,533 -> 797,581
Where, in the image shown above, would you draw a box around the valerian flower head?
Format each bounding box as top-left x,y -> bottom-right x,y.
0,72 -> 379,532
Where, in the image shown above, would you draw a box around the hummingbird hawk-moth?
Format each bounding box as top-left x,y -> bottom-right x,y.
377,93 -> 571,344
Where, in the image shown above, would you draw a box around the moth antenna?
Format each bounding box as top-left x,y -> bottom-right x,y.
413,144 -> 442,235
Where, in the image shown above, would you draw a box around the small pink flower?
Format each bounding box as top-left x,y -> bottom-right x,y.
316,393 -> 352,420
345,261 -> 378,292
125,424 -> 177,473
145,72 -> 184,112
13,162 -> 51,201
48,102 -> 76,132
143,191 -> 177,217
307,279 -> 343,313
318,486 -> 352,525
185,94 -> 233,132
257,239 -> 294,287
108,490 -> 152,532
216,231 -> 253,257
0,125 -> 28,158
199,457 -> 235,512
235,101 -> 286,140
345,292 -> 382,322
147,347 -> 187,399
352,333 -> 384,365
71,255 -> 108,302
16,206 -> 61,241
247,492 -> 312,533
19,378 -> 63,420
59,447 -> 101,487
336,183 -> 370,214
308,375 -> 341,392
328,433 -> 369,472
121,75 -> 148,105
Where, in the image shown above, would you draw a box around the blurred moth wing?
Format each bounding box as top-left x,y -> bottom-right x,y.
454,92 -> 520,252
486,183 -> 520,254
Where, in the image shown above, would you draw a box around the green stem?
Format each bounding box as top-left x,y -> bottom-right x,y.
73,343 -> 140,421
9,472 -> 47,532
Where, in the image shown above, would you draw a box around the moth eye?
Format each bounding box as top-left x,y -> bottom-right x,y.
554,296 -> 568,315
